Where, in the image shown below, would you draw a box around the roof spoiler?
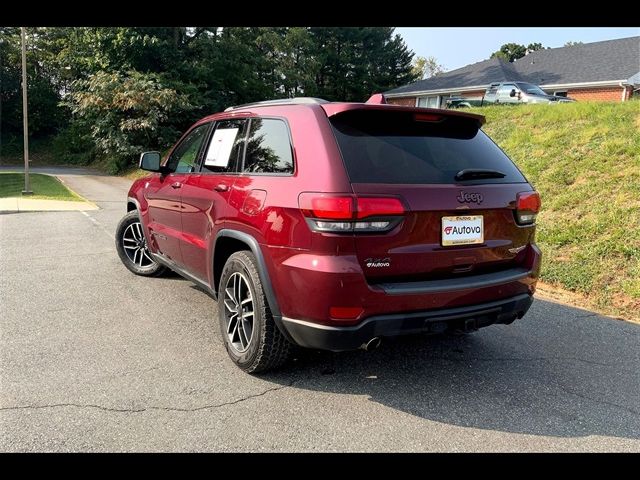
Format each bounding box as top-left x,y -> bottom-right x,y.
365,93 -> 387,104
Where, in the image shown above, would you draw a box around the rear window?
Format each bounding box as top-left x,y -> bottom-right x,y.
330,110 -> 527,185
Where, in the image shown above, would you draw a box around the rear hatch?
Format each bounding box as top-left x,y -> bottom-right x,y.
327,107 -> 535,284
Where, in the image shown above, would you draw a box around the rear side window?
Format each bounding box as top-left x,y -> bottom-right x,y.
201,119 -> 247,173
242,118 -> 294,174
330,110 -> 526,185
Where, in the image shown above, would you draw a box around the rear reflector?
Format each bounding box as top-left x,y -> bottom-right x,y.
299,193 -> 405,233
329,306 -> 364,320
515,191 -> 541,225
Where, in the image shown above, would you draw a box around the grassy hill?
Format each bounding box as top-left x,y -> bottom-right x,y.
471,102 -> 640,321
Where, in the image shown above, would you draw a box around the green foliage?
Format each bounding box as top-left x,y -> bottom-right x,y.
411,55 -> 445,80
310,27 -> 417,101
470,102 -> 640,319
1,27 -> 416,172
0,27 -> 66,136
50,123 -> 96,165
0,172 -> 83,201
490,42 -> 546,63
64,70 -> 190,173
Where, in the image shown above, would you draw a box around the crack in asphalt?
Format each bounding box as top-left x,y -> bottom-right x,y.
0,381 -> 294,415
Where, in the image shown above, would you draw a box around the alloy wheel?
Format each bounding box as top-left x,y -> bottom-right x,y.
121,221 -> 155,268
223,272 -> 255,353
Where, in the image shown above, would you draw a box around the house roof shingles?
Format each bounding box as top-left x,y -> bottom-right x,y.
386,36 -> 640,96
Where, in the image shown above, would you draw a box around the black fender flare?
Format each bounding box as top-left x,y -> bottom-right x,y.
214,229 -> 294,342
127,196 -> 141,212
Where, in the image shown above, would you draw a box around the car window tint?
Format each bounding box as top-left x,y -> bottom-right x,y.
201,119 -> 247,174
242,118 -> 294,174
167,124 -> 210,173
331,110 -> 527,185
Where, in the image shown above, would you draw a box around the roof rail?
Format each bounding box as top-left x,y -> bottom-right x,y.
224,97 -> 329,112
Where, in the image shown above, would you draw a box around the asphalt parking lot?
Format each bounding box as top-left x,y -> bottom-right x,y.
1,167 -> 638,452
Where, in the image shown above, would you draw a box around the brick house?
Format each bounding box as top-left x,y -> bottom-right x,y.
385,36 -> 640,107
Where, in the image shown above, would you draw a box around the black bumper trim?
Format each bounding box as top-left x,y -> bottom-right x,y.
281,294 -> 534,351
378,267 -> 532,294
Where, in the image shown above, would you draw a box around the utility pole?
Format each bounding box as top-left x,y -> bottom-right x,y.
21,27 -> 32,195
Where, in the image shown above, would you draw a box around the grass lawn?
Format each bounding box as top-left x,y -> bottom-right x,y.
470,101 -> 640,321
0,173 -> 84,202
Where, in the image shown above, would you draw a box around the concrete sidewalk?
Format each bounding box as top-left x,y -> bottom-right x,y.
0,197 -> 98,213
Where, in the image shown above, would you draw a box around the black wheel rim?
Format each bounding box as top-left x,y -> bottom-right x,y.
223,272 -> 255,353
122,221 -> 155,268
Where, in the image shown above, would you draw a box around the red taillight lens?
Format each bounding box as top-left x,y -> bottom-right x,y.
299,193 -> 405,233
300,195 -> 353,219
356,197 -> 405,219
515,191 -> 541,225
517,192 -> 541,212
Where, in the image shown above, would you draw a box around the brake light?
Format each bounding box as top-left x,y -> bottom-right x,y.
414,113 -> 443,122
299,193 -> 405,233
515,191 -> 541,225
304,196 -> 353,219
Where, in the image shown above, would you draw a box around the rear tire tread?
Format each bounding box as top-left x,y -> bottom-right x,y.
221,251 -> 290,373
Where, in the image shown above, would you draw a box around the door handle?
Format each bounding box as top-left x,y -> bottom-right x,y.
214,184 -> 229,192
171,182 -> 182,189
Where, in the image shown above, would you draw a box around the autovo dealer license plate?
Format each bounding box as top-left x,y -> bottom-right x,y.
441,215 -> 484,246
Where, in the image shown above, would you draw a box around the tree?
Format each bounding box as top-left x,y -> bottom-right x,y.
411,55 -> 445,80
65,70 -> 191,173
0,27 -> 65,138
1,27 -> 419,172
490,42 -> 546,63
309,27 -> 417,102
564,41 -> 583,47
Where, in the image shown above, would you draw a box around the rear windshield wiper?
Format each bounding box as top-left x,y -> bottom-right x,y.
455,169 -> 506,181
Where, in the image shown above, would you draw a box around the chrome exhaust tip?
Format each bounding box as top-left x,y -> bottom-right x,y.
361,337 -> 382,352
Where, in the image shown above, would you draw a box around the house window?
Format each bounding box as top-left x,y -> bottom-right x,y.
553,91 -> 568,97
417,96 -> 440,108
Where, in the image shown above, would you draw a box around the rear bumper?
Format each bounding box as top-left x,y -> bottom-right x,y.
266,243 -> 541,326
281,293 -> 534,351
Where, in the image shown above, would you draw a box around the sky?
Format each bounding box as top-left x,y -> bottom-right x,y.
395,27 -> 640,71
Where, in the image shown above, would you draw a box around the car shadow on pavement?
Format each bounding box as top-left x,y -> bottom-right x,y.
264,299 -> 640,440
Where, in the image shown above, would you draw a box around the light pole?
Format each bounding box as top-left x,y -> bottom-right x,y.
21,27 -> 32,195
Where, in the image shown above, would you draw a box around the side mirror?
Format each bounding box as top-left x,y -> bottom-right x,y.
139,151 -> 161,172
509,89 -> 517,97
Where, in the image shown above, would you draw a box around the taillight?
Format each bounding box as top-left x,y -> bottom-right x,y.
299,193 -> 405,233
303,196 -> 353,219
515,191 -> 541,225
356,197 -> 405,218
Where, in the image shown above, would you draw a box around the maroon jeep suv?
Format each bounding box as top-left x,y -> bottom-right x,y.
116,96 -> 541,373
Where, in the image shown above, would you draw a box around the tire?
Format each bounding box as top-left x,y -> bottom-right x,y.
115,210 -> 167,277
218,251 -> 291,373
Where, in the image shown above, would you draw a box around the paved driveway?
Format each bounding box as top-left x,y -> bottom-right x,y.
1,167 -> 638,452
